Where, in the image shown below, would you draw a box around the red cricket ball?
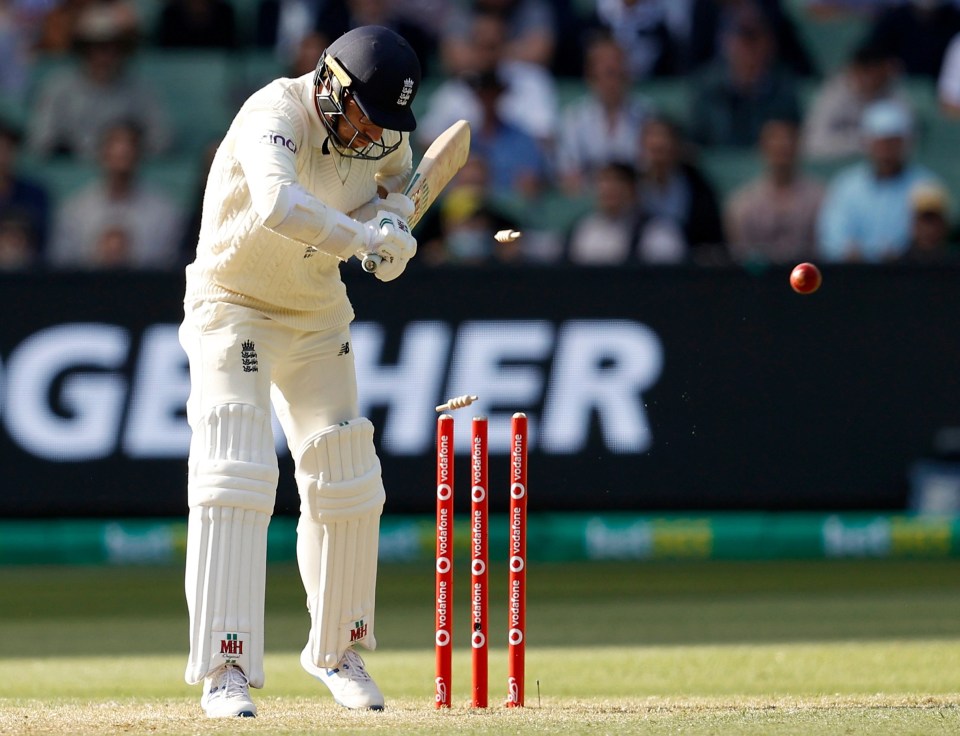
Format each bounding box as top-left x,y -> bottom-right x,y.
790,262 -> 822,295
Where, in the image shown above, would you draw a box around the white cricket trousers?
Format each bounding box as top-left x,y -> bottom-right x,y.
179,299 -> 361,687
180,300 -> 359,446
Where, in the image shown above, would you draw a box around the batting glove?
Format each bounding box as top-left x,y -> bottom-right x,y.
360,210 -> 417,282
349,192 -> 415,223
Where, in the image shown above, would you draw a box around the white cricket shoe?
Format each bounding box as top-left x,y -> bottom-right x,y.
307,648 -> 385,710
201,664 -> 257,718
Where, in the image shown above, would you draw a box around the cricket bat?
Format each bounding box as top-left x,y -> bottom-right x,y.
362,119 -> 471,273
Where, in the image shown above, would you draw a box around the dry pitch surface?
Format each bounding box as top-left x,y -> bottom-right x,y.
3,694 -> 959,736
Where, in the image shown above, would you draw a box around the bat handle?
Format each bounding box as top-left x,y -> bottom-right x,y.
361,253 -> 381,273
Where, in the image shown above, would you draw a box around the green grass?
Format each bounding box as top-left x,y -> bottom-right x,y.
1,560 -> 959,734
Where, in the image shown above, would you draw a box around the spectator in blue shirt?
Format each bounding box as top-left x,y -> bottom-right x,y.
466,70 -> 549,201
817,99 -> 943,262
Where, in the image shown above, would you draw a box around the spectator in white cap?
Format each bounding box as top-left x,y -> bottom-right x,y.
816,99 -> 944,262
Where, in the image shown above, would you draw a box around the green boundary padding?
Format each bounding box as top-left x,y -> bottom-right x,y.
0,513 -> 957,566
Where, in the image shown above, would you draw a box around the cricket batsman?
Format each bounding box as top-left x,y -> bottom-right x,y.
178,25 -> 421,716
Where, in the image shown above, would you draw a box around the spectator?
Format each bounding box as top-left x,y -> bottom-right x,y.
230,22 -> 323,104
155,0 -> 238,50
938,31 -> 960,115
409,155 -> 517,268
864,0 -> 960,80
0,118 -> 50,268
48,120 -> 184,269
803,40 -> 913,160
583,0 -> 679,80
901,182 -> 957,262
565,160 -> 685,264
0,0 -> 34,101
439,190 -> 520,266
685,0 -> 817,77
555,32 -> 649,196
178,138 -> 219,266
417,9 -> 558,147
255,0 -> 324,63
312,0 -> 439,74
288,29 -> 325,77
413,155 -> 521,266
547,0 -> 594,77
0,213 -> 37,269
465,70 -> 549,200
637,116 -> 727,260
726,118 -> 825,264
26,4 -> 172,160
817,100 -> 943,262
689,5 -> 802,147
35,0 -> 139,55
445,198 -> 521,265
799,0 -> 899,20
441,0 -> 556,74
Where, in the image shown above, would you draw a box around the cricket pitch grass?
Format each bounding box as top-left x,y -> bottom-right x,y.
1,559 -> 959,735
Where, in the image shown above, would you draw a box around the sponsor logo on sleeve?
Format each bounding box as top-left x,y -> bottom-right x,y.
259,131 -> 298,153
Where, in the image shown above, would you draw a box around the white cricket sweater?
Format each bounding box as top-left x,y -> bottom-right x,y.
184,72 -> 413,331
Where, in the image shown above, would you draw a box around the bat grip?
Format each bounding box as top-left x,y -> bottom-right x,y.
361,253 -> 381,273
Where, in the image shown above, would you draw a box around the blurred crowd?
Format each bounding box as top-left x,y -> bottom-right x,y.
1,0 -> 959,271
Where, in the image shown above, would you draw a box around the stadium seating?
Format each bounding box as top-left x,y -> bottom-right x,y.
133,50 -> 235,156
697,147 -> 765,199
24,158 -> 98,203
22,154 -> 202,211
129,0 -> 162,41
230,0 -> 264,46
0,93 -> 26,130
637,78 -> 690,128
143,157 -> 206,209
241,48 -> 286,91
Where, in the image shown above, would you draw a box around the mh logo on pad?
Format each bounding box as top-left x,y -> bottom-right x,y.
349,619 -> 368,642
219,633 -> 244,663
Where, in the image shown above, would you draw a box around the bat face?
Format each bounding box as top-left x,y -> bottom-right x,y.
402,120 -> 471,229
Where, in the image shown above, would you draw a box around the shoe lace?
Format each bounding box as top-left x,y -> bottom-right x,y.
336,649 -> 372,682
216,665 -> 250,698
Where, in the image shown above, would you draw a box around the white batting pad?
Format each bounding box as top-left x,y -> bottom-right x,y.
295,418 -> 385,671
184,403 -> 278,688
